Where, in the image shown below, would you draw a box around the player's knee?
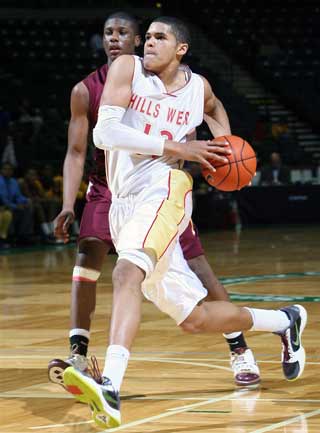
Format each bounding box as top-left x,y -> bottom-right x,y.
112,259 -> 144,293
179,307 -> 207,334
77,237 -> 108,269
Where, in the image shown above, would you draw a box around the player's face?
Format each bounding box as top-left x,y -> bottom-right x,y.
103,18 -> 140,62
143,22 -> 187,73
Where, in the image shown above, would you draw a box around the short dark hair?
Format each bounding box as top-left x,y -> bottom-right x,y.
152,16 -> 191,45
105,11 -> 139,35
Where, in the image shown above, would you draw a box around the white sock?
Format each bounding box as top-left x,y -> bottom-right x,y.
69,328 -> 90,339
245,307 -> 290,333
103,345 -> 130,391
223,331 -> 242,339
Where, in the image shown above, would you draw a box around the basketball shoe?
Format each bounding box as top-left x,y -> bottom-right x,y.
276,304 -> 307,381
63,366 -> 121,429
48,353 -> 88,388
230,348 -> 261,387
48,352 -> 102,404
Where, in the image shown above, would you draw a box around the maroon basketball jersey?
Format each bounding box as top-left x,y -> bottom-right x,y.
83,64 -> 109,181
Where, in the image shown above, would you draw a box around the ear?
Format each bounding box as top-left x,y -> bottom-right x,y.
134,35 -> 141,48
177,42 -> 189,57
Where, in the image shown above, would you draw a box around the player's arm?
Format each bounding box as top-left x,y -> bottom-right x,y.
94,55 -> 164,155
54,82 -> 89,241
201,76 -> 232,138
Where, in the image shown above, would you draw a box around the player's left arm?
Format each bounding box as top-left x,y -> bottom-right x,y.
201,76 -> 232,138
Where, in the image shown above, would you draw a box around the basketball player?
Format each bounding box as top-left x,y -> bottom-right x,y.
48,12 -> 261,390
62,17 -> 307,429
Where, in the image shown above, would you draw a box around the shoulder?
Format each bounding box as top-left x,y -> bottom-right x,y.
70,81 -> 89,112
106,55 -> 136,85
198,74 -> 211,94
110,54 -> 135,71
71,81 -> 89,100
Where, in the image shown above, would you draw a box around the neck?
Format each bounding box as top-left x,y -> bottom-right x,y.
157,61 -> 185,93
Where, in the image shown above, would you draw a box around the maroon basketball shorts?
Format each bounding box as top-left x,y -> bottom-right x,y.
78,178 -> 113,246
180,220 -> 204,261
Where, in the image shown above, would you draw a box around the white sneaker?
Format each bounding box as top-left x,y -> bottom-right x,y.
276,304 -> 307,381
231,348 -> 261,387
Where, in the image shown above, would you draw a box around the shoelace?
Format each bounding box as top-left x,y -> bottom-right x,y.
231,352 -> 257,374
281,330 -> 293,361
233,359 -> 252,373
87,355 -> 103,384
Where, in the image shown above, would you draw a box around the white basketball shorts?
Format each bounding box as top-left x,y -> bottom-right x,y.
109,168 -> 208,323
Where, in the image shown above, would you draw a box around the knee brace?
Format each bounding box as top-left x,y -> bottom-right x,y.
72,266 -> 101,282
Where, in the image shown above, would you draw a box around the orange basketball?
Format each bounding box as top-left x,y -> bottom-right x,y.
201,135 -> 256,191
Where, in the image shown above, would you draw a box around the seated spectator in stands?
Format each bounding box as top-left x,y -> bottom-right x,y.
0,199 -> 12,249
252,113 -> 276,160
39,164 -> 55,194
0,163 -> 34,244
46,175 -> 63,202
271,115 -> 296,159
259,152 -> 291,185
19,168 -> 58,241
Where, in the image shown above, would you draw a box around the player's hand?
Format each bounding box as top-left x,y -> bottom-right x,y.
166,139 -> 231,171
53,209 -> 75,243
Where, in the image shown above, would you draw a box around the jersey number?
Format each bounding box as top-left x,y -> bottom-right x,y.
144,123 -> 173,141
143,123 -> 173,158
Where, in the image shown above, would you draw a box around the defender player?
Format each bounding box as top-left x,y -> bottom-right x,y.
63,17 -> 307,429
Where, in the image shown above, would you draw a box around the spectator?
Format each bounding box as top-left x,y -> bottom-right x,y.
0,162 -> 34,244
19,168 -> 58,241
46,175 -> 63,202
0,200 -> 12,248
39,164 -> 55,193
259,152 -> 291,185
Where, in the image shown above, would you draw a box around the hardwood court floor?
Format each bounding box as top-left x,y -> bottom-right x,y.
1,225 -> 320,432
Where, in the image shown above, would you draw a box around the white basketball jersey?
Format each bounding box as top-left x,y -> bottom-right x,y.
105,55 -> 204,197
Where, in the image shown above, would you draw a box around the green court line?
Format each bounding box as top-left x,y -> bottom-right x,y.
219,271 -> 320,302
229,293 -> 320,302
221,271 -> 320,286
0,243 -> 75,255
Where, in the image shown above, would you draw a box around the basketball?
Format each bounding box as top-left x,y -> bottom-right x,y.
201,135 -> 257,191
